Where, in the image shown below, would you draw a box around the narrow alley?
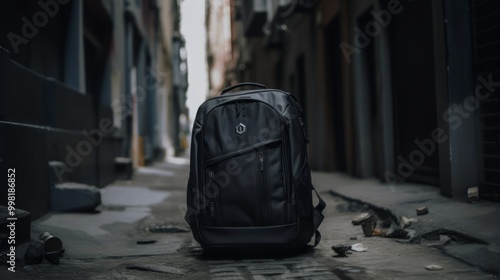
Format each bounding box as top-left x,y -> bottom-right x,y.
1,0 -> 500,279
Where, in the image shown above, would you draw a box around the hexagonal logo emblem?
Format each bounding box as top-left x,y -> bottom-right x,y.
235,123 -> 246,135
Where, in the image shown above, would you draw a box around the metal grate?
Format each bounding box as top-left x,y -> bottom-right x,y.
471,0 -> 500,201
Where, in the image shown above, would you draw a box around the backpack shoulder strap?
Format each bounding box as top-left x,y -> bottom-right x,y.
312,186 -> 326,247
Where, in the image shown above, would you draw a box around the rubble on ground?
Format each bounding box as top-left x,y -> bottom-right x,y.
416,206 -> 429,216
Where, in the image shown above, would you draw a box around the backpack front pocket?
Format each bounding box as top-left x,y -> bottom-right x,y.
204,138 -> 291,227
201,100 -> 292,227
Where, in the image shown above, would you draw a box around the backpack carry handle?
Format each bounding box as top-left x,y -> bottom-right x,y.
221,82 -> 267,95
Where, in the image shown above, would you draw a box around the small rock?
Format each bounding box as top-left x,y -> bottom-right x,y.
416,206 -> 429,216
349,236 -> 358,240
332,244 -> 351,257
361,216 -> 377,237
467,187 -> 479,203
350,243 -> 368,252
425,264 -> 443,271
351,212 -> 375,226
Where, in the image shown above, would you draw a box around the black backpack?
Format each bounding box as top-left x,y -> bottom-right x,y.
185,82 -> 325,254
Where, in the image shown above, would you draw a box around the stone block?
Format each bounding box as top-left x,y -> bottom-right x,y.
51,182 -> 101,212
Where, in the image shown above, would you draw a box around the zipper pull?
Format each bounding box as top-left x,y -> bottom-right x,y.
210,200 -> 215,218
235,102 -> 240,118
298,117 -> 309,143
294,100 -> 303,113
259,152 -> 264,172
242,102 -> 246,117
209,170 -> 214,182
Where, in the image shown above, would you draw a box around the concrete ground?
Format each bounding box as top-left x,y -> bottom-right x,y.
1,157 -> 498,279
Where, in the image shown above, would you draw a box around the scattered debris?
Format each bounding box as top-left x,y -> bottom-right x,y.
24,232 -> 64,265
372,228 -> 386,236
332,243 -> 368,256
351,210 -> 420,239
361,215 -> 377,237
349,236 -> 358,240
425,264 -> 443,271
40,232 -> 64,264
331,244 -> 351,257
351,211 -> 375,226
379,218 -> 394,228
399,216 -> 417,228
40,232 -> 63,254
136,240 -> 157,245
385,224 -> 406,239
416,206 -> 429,216
385,224 -> 416,239
427,235 -> 451,247
467,187 -> 479,203
126,264 -> 187,275
350,243 -> 368,252
146,224 -> 190,233
24,239 -> 45,265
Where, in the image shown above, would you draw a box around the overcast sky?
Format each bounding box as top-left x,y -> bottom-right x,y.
180,0 -> 208,124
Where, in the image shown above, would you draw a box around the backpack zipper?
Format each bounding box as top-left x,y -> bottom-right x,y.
283,130 -> 292,222
207,170 -> 217,224
292,98 -> 309,142
235,101 -> 246,118
205,138 -> 281,166
298,117 -> 309,143
258,151 -> 270,225
259,151 -> 264,171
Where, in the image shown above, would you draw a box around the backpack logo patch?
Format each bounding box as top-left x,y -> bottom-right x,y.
235,123 -> 246,135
